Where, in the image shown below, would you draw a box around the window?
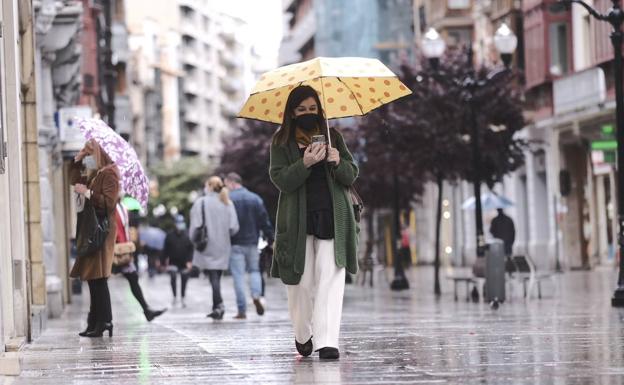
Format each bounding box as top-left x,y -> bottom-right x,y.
447,0 -> 470,9
447,27 -> 472,46
549,22 -> 569,76
419,6 -> 426,33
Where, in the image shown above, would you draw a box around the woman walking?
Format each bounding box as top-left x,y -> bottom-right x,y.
71,139 -> 119,338
114,199 -> 167,321
269,85 -> 359,360
189,176 -> 239,320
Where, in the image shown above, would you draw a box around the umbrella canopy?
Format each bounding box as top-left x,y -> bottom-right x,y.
462,192 -> 514,211
121,196 -> 142,211
139,226 -> 166,250
78,118 -> 150,208
238,57 -> 411,123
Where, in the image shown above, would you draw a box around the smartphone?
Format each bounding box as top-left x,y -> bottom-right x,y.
311,135 -> 326,144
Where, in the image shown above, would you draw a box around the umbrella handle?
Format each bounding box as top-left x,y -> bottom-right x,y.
324,116 -> 337,167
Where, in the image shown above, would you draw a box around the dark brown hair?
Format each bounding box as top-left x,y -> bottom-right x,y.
272,85 -> 329,146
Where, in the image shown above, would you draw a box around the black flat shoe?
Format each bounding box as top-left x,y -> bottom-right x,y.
85,322 -> 113,338
318,347 -> 339,360
145,308 -> 167,322
295,337 -> 313,357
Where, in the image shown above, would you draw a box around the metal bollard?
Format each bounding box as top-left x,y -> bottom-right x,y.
485,240 -> 505,306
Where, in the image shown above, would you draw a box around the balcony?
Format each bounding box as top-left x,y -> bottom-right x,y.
220,101 -> 240,118
220,30 -> 236,45
182,47 -> 200,67
183,79 -> 199,96
111,21 -> 130,64
219,77 -> 242,94
184,108 -> 201,124
180,19 -> 198,39
178,0 -> 199,9
553,67 -> 606,116
287,6 -> 315,54
114,95 -> 132,135
219,50 -> 241,69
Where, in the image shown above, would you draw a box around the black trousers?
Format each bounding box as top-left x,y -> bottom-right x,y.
87,278 -> 112,323
169,269 -> 190,298
204,269 -> 223,310
123,272 -> 149,312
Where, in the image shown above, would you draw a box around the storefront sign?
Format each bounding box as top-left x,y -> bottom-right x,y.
58,106 -> 92,152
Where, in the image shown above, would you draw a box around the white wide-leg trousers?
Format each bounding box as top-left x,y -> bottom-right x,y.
286,235 -> 346,350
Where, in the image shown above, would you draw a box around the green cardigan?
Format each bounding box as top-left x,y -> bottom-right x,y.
269,131 -> 359,285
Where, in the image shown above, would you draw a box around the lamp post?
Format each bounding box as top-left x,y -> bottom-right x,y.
422,25 -> 517,262
550,0 -> 624,307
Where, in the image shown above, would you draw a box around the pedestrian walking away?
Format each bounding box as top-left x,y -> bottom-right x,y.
269,86 -> 359,360
189,176 -> 239,320
113,198 -> 167,321
70,139 -> 120,338
164,214 -> 194,308
490,208 -> 516,257
225,172 -> 274,319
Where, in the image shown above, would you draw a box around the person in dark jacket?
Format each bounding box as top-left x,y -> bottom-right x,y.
225,172 -> 274,319
164,215 -> 194,307
490,209 -> 516,257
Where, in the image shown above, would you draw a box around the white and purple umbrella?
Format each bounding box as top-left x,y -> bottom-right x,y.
77,118 -> 149,208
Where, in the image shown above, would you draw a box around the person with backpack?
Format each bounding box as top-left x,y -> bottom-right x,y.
189,176 -> 239,320
164,214 -> 194,307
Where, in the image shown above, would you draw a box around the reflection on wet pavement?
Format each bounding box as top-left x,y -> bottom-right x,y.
13,267 -> 624,384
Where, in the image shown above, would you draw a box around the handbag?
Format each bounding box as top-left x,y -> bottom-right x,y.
192,199 -> 208,252
76,199 -> 110,257
348,186 -> 364,223
113,241 -> 136,266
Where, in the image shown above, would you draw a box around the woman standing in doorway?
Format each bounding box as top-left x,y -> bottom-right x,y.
71,139 -> 119,338
269,85 -> 359,360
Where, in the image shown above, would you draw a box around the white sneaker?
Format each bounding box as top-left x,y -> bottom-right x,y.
181,298 -> 186,308
172,297 -> 178,306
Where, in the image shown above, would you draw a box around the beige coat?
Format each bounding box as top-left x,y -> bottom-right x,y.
69,161 -> 120,281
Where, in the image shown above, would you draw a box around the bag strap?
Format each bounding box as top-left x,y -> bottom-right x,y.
201,198 -> 206,227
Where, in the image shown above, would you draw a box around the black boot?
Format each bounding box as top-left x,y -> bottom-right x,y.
85,322 -> 113,338
318,347 -> 340,360
295,337 -> 313,357
207,304 -> 224,320
144,308 -> 167,322
78,312 -> 96,337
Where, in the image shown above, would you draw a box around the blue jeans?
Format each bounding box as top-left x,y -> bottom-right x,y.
230,245 -> 262,313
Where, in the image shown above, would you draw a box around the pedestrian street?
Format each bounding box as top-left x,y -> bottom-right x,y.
10,266 -> 624,384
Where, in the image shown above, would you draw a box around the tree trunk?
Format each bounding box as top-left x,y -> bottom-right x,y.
434,174 -> 443,296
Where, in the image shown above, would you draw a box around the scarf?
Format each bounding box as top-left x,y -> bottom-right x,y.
295,127 -> 321,146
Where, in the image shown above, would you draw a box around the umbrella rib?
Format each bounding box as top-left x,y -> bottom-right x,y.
336,77 -> 365,116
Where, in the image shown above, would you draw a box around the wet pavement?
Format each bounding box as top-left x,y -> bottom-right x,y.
10,265 -> 624,384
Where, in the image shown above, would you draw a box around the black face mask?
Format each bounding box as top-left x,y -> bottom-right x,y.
294,113 -> 319,132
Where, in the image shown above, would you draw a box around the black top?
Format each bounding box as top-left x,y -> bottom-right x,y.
300,147 -> 334,239
163,230 -> 194,269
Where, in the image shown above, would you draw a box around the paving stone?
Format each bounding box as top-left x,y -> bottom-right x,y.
13,267 -> 624,384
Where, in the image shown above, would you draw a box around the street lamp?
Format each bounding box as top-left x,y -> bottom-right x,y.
494,23 -> 518,68
550,0 -> 624,307
422,26 -> 517,266
422,28 -> 447,69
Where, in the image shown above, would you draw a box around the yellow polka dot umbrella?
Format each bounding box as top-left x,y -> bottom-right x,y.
238,56 -> 412,145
